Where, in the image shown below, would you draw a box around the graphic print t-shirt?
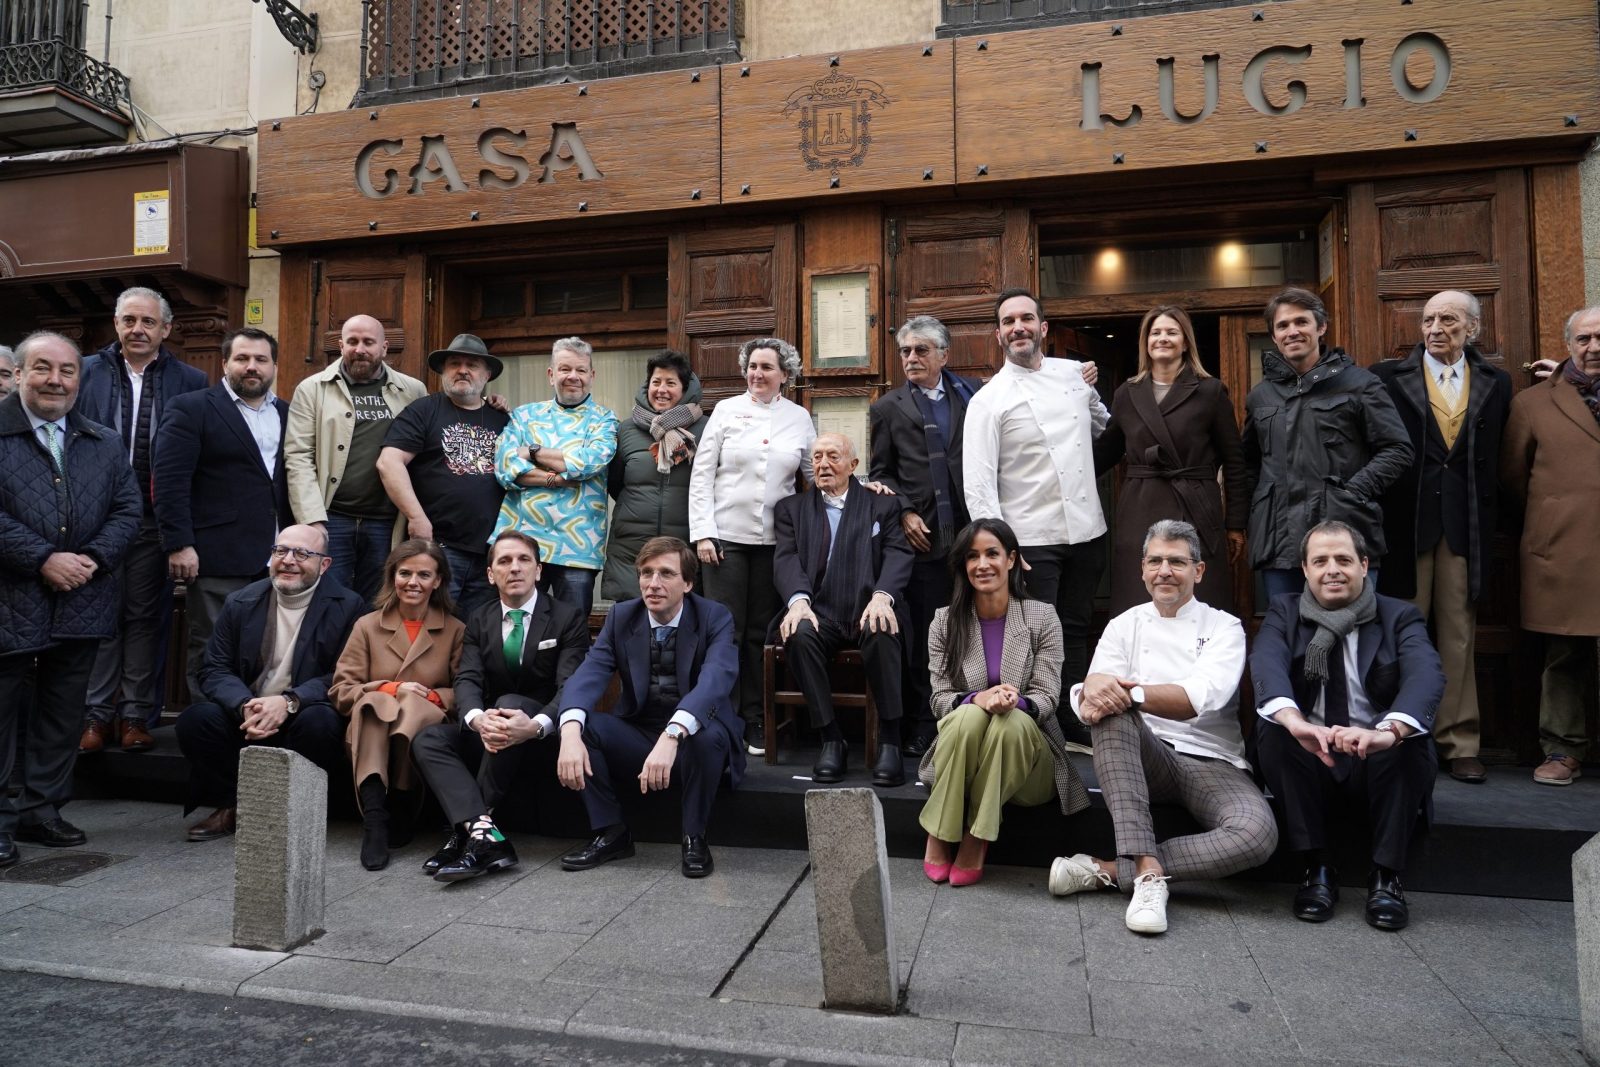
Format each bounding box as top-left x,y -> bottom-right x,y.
384,392 -> 511,549
330,377 -> 399,518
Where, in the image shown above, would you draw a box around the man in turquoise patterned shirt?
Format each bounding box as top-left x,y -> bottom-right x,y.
493,337 -> 618,612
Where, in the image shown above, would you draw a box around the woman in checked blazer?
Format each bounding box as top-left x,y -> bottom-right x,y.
919,519 -> 1090,886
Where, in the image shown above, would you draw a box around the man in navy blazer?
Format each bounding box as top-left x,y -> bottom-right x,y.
1251,520 -> 1444,932
774,432 -> 913,787
555,536 -> 742,878
153,328 -> 292,695
175,524 -> 366,841
868,316 -> 981,756
415,530 -> 591,883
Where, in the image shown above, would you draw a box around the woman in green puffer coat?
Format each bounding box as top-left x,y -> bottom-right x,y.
601,350 -> 709,601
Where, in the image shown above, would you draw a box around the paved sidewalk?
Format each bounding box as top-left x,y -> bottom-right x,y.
0,799 -> 1587,1067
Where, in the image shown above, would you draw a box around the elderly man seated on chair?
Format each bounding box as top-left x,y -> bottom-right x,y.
772,432 -> 913,787
1048,520 -> 1276,935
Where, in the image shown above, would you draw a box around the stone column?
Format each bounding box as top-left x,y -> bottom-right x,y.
804,787 -> 898,1014
1576,833 -> 1600,1060
232,747 -> 327,952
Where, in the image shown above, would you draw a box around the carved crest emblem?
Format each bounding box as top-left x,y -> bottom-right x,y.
782,69 -> 891,176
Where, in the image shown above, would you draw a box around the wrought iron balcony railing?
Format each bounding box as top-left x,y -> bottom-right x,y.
938,0 -> 1268,35
0,37 -> 131,116
358,0 -> 740,104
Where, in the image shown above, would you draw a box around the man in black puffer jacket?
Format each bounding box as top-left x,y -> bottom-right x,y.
1243,287 -> 1412,602
0,332 -> 142,864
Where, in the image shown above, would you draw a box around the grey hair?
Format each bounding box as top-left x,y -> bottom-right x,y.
551,336 -> 593,363
738,337 -> 802,381
896,316 -> 951,352
16,330 -> 81,364
812,431 -> 858,462
1430,290 -> 1483,341
1142,519 -> 1203,563
1299,519 -> 1369,563
0,345 -> 14,367
1564,306 -> 1600,343
115,286 -> 173,325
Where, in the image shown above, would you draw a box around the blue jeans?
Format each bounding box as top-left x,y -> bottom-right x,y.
441,545 -> 496,620
1261,567 -> 1380,603
324,512 -> 393,606
539,563 -> 597,615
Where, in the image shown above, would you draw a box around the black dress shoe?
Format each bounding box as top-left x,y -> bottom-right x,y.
560,826 -> 635,871
1366,868 -> 1409,931
422,830 -> 467,875
1293,863 -> 1339,922
903,731 -> 936,758
871,743 -> 906,787
17,818 -> 86,848
434,836 -> 519,883
0,834 -> 17,868
813,740 -> 848,783
682,835 -> 714,878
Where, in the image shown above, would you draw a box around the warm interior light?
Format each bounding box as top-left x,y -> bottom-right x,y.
1096,249 -> 1123,273
1217,241 -> 1245,268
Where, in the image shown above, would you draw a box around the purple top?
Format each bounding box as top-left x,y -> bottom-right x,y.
960,614 -> 1033,713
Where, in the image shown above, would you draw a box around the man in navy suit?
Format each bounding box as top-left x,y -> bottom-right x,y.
868,316 -> 980,756
175,523 -> 366,841
775,432 -> 913,787
555,536 -> 742,878
153,327 -> 291,696
1251,520 -> 1444,932
415,530 -> 591,882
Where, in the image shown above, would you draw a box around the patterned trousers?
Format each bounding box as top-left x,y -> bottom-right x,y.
1090,709 -> 1278,892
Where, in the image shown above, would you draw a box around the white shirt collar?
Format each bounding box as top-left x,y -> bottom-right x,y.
1422,349 -> 1465,382
223,378 -> 274,411
1138,595 -> 1205,621
23,407 -> 66,436
649,604 -> 685,630
917,380 -> 945,401
501,589 -> 539,619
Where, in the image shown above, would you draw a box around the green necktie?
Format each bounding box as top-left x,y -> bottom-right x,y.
504,609 -> 527,672
42,423 -> 65,475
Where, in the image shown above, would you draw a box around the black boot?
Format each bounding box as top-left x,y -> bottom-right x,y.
358,776 -> 390,871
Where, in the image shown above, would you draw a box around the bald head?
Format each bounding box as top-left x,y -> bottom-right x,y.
339,314 -> 389,383
810,432 -> 860,494
1421,290 -> 1480,364
269,523 -> 332,594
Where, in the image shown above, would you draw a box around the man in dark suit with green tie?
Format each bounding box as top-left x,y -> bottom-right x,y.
412,530 -> 590,881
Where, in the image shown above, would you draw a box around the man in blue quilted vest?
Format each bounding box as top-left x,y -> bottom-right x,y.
0,332 -> 141,864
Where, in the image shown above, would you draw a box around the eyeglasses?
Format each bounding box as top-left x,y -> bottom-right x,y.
270,544 -> 328,562
898,344 -> 941,357
1141,555 -> 1196,570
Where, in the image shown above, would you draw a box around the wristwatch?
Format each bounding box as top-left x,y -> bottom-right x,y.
283,692 -> 301,717
1375,721 -> 1405,744
664,723 -> 688,743
1127,685 -> 1146,711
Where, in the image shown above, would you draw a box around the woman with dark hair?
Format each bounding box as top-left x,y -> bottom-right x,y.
689,337 -> 815,754
1098,305 -> 1248,613
331,539 -> 466,870
601,350 -> 710,601
918,519 -> 1089,885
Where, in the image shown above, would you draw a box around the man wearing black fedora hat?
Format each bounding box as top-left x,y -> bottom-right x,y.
377,333 -> 510,617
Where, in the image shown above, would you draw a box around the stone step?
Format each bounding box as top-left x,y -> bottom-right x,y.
75,725 -> 1595,901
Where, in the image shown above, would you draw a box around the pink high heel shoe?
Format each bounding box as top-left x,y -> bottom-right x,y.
948,839 -> 988,887
924,835 -> 953,883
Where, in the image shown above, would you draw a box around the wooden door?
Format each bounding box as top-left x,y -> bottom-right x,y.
668,223 -> 798,404
886,203 -> 1032,384
1345,169 -> 1538,761
276,248 -> 428,398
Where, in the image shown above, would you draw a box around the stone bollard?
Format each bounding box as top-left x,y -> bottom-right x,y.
232,747 -> 327,952
804,787 -> 898,1014
1576,833 -> 1600,1060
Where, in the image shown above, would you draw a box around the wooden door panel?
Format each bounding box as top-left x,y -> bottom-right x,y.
669,223 -> 798,403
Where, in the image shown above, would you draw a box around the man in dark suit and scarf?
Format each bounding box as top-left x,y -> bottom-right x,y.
775,432 -> 913,787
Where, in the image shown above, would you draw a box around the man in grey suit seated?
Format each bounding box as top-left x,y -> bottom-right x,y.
1048,520 -> 1277,936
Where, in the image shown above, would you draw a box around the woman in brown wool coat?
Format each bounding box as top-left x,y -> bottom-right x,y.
331,538 -> 465,870
1098,305 -> 1250,615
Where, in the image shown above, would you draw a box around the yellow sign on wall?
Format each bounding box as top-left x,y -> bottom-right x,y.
133,190 -> 170,255
245,299 -> 264,325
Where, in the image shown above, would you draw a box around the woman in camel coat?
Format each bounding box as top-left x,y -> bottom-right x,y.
331,539 -> 465,870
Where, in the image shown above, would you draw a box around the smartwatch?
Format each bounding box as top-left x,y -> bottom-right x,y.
1127,685 -> 1146,711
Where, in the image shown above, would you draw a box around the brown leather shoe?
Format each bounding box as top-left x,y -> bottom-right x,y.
186,808 -> 236,842
79,720 -> 109,754
119,719 -> 155,752
1534,753 -> 1582,786
1449,757 -> 1487,784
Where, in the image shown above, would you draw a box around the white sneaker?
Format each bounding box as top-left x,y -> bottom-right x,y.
1125,872 -> 1170,934
1048,853 -> 1115,897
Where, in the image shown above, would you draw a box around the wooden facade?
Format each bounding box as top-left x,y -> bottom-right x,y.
249,0 -> 1600,760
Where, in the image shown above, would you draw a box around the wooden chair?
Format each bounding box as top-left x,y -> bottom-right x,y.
762,643 -> 878,766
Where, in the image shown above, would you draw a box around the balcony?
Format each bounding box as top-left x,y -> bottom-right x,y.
357,0 -> 741,105
0,0 -> 131,152
938,0 -> 1270,36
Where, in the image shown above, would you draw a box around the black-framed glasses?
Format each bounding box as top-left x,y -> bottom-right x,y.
1141,555 -> 1196,570
898,344 -> 941,357
270,544 -> 328,562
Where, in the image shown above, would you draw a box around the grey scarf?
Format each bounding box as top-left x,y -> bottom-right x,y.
1297,579 -> 1377,684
